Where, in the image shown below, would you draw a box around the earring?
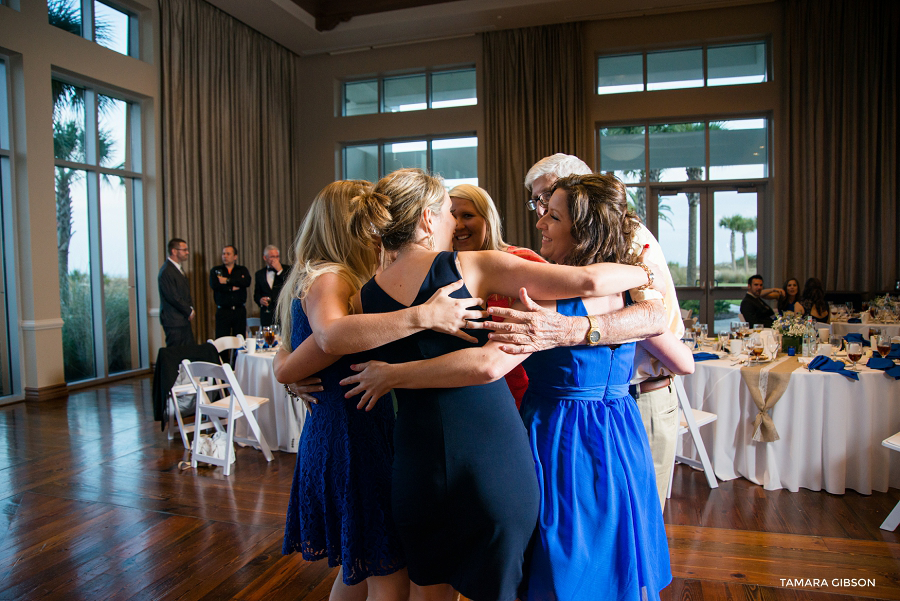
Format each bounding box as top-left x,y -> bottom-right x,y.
427,234 -> 434,250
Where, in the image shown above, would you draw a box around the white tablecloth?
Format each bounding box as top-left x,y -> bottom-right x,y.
831,322 -> 900,342
680,357 -> 900,494
234,350 -> 306,453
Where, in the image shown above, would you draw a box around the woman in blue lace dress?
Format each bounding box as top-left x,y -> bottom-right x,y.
274,180 -> 485,601
341,173 -> 671,601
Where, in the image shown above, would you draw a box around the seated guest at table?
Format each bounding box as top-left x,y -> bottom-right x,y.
740,274 -> 780,327
777,277 -> 804,314
449,183 -> 546,407
800,277 -> 830,323
276,179 -> 485,601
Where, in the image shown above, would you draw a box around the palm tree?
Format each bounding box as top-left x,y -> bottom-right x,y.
718,214 -> 743,271
734,215 -> 757,273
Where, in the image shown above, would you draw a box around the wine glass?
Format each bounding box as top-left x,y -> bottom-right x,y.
256,329 -> 266,351
739,321 -> 750,339
730,321 -> 740,338
683,330 -> 695,350
717,330 -> 729,352
747,334 -> 764,364
263,326 -> 276,348
846,342 -> 862,371
829,335 -> 843,359
699,324 -> 708,344
876,334 -> 892,359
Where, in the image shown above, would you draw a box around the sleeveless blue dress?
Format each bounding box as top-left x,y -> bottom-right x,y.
520,297 -> 672,601
360,252 -> 540,601
282,298 -> 405,585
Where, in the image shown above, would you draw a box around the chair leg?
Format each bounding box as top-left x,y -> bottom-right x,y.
242,408 -> 274,462
170,393 -> 191,450
881,499 -> 900,531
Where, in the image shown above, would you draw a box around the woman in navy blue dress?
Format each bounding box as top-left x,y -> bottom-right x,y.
342,173 -> 671,601
341,168 -> 661,601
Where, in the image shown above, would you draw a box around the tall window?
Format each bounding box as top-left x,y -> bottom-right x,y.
597,41 -> 767,95
0,57 -> 17,398
53,77 -> 145,382
597,117 -> 769,329
48,0 -> 137,58
344,135 -> 478,188
343,68 -> 476,116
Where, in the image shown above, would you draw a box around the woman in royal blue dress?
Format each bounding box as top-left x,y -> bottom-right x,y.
342,173 -> 672,601
274,180 -> 486,601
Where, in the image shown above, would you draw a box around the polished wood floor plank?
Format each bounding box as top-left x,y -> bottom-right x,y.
1,375 -> 899,600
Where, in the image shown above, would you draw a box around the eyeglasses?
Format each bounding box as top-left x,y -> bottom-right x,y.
175,247 -> 189,252
526,191 -> 551,213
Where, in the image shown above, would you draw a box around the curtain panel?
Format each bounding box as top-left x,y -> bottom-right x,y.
160,0 -> 303,341
781,0 -> 899,292
482,23 -> 587,251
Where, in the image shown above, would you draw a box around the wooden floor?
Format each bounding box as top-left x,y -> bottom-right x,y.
0,376 -> 898,600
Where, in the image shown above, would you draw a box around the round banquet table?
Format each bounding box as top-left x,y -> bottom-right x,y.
680,355 -> 900,494
234,350 -> 306,453
831,321 -> 900,342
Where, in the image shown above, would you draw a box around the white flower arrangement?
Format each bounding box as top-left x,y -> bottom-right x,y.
772,313 -> 807,337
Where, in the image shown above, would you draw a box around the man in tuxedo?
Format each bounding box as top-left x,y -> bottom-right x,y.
739,274 -> 782,328
209,245 -> 252,339
158,238 -> 195,347
254,245 -> 291,327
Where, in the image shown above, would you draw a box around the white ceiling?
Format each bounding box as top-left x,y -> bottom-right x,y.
204,0 -> 770,56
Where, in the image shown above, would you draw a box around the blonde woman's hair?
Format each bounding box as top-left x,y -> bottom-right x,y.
350,168 -> 446,252
447,184 -> 508,252
276,180 -> 377,350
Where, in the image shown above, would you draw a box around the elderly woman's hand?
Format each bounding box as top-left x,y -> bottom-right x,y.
418,279 -> 487,343
285,376 -> 323,414
477,288 -> 580,354
340,361 -> 395,411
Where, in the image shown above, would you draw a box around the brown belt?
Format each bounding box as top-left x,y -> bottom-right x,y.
639,375 -> 672,394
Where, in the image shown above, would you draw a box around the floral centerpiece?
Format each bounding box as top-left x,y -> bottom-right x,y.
772,313 -> 805,354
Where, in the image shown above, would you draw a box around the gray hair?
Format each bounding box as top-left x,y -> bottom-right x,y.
263,244 -> 279,257
524,153 -> 592,191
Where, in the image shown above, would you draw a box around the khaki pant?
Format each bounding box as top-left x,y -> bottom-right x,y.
635,383 -> 678,511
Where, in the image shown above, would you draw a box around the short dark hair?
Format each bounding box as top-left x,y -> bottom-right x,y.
224,245 -> 238,256
748,274 -> 764,286
167,238 -> 186,255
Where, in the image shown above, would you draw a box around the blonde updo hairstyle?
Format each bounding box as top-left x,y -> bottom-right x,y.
350,168 -> 447,252
277,180 -> 377,350
447,184 -> 508,252
551,173 -> 641,267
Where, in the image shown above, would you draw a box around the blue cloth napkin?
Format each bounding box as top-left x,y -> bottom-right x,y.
866,357 -> 900,380
847,317 -> 862,323
692,352 -> 720,362
843,332 -> 870,347
887,343 -> 900,360
808,355 -> 859,380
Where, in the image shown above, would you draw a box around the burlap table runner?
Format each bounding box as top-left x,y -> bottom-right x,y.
739,355 -> 803,442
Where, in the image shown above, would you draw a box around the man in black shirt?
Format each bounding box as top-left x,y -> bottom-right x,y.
254,245 -> 291,327
739,274 -> 784,328
209,245 -> 251,339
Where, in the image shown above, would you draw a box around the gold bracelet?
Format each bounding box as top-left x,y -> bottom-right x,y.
636,262 -> 655,290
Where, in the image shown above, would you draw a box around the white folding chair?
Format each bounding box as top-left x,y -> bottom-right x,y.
182,360 -> 273,475
207,335 -> 245,354
880,432 -> 900,531
168,363 -> 228,449
668,376 -> 719,498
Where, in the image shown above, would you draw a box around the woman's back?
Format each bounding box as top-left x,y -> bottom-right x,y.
360,251 -> 540,601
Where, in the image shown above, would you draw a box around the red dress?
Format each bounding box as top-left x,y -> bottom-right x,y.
488,245 -> 547,408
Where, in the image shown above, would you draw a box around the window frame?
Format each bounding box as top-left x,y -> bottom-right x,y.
48,0 -> 141,59
342,132 -> 479,186
341,66 -> 477,117
596,38 -> 769,95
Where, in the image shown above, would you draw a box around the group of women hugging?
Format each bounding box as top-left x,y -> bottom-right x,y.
272,165 -> 672,601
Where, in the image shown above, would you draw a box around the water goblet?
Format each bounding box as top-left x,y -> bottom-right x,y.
829,335 -> 843,358
747,334 -> 764,364
846,342 -> 863,371
699,324 -> 708,343
876,334 -> 892,359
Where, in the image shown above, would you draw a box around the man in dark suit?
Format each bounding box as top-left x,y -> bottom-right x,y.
739,274 -> 783,328
158,238 -> 195,347
209,245 -> 252,339
253,245 -> 291,327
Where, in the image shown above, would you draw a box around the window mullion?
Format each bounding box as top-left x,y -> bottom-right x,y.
82,0 -> 95,42
86,169 -> 107,377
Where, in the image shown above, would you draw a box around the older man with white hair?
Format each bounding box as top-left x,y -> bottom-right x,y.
484,153 -> 693,509
254,244 -> 290,327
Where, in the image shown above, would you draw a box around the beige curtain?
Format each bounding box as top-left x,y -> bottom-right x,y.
781,0 -> 899,292
482,23 -> 587,251
160,0 -> 303,341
